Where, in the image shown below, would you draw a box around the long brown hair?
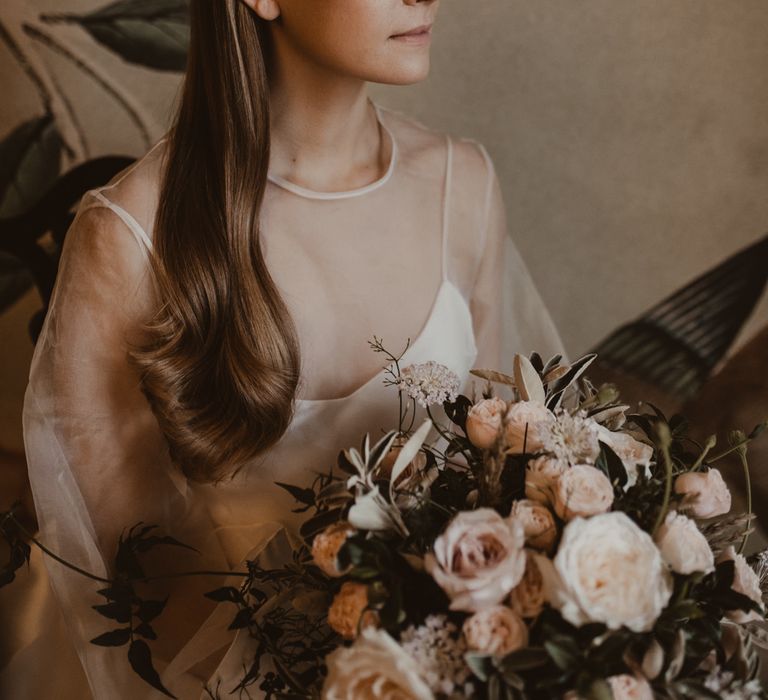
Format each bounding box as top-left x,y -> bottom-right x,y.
128,1 -> 301,484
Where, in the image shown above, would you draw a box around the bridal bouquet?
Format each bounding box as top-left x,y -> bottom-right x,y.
3,341 -> 768,700
244,342 -> 768,699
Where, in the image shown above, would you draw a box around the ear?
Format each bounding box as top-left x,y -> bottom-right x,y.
238,0 -> 280,21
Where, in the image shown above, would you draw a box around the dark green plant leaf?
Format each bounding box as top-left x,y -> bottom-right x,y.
228,607 -> 253,630
0,113 -> 63,218
92,601 -> 131,623
134,622 -> 157,640
90,627 -> 131,647
203,587 -> 242,604
59,0 -> 190,72
127,639 -> 176,698
137,597 -> 168,623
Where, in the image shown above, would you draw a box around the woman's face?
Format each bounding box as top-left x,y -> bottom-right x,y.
245,0 -> 440,85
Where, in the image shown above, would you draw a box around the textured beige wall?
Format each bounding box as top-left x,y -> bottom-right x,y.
2,0 -> 768,452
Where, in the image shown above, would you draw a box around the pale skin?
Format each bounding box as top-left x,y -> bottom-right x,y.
239,0 -> 440,192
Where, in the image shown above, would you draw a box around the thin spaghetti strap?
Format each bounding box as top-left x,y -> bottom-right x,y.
441,133 -> 453,282
86,189 -> 154,257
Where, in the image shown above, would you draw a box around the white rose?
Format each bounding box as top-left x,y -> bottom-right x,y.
542,512 -> 673,632
595,424 -> 653,488
607,674 -> 654,700
654,510 -> 714,575
503,400 -> 555,454
525,456 -> 567,505
425,508 -> 527,612
509,499 -> 557,552
466,397 -> 507,449
552,464 -> 614,521
717,545 -> 766,624
322,626 -> 434,700
462,605 -> 528,656
509,550 -> 548,619
674,468 -> 731,519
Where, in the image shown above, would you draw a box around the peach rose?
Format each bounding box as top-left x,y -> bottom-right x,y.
466,397 -> 507,449
525,456 -> 568,505
674,468 -> 731,519
462,605 -> 528,656
503,400 -> 555,454
509,499 -> 557,552
552,464 -> 614,521
322,627 -> 434,700
311,521 -> 356,577
653,510 -> 714,575
327,582 -> 378,640
424,508 -> 527,612
542,512 -> 672,632
508,550 -> 547,619
717,545 -> 766,623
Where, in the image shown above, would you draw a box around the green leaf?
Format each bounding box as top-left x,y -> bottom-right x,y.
544,639 -> 580,671
62,0 -> 190,72
90,627 -> 131,647
92,601 -> 131,623
203,586 -> 241,604
274,482 -> 316,507
137,597 -> 168,622
127,639 -> 176,698
496,646 -> 549,673
464,651 -> 493,681
585,678 -> 613,700
227,607 -> 253,630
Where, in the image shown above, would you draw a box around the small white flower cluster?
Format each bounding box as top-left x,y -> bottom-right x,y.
399,614 -> 474,698
397,361 -> 461,408
704,667 -> 763,699
540,407 -> 601,465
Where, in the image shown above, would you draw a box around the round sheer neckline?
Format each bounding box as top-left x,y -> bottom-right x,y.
266,100 -> 397,200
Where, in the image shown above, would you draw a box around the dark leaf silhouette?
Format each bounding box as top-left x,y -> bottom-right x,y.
128,639 -> 176,698
90,628 -> 131,647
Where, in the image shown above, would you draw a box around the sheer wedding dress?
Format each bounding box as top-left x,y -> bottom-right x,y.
1,98 -> 567,699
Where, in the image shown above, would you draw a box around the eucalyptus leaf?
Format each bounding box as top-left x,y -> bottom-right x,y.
513,354 -> 546,404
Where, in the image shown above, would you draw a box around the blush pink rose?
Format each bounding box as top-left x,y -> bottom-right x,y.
503,401 -> 555,454
425,508 -> 527,612
525,456 -> 568,505
462,605 -> 528,656
509,499 -> 557,552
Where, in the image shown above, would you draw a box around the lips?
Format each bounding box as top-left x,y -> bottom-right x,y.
391,23 -> 432,37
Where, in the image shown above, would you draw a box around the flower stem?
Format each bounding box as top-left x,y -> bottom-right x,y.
737,445 -> 753,555
651,423 -> 674,537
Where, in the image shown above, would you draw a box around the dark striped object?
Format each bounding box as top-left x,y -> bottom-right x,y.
590,235 -> 768,400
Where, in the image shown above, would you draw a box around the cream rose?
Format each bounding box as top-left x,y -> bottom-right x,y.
424,508 -> 527,612
509,550 -> 547,619
509,499 -> 557,552
466,397 -> 507,449
542,511 -> 673,632
717,545 -> 766,623
312,521 -> 356,577
654,510 -> 714,575
327,581 -> 378,640
552,464 -> 614,521
525,455 -> 567,505
462,605 -> 528,656
674,468 -> 731,519
607,674 -> 654,700
322,626 -> 434,700
503,400 -> 555,454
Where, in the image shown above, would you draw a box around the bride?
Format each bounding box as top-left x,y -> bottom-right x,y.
6,0 -> 566,697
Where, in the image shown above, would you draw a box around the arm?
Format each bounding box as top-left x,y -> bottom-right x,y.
469,144 -> 570,378
24,198 -> 232,696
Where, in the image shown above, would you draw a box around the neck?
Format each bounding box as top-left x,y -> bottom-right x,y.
265,58 -> 389,192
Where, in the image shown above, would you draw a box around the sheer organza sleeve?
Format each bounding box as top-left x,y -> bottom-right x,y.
23,195 -> 237,698
469,144 -> 570,378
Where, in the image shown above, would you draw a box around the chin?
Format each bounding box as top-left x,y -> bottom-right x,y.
369,61 -> 431,86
